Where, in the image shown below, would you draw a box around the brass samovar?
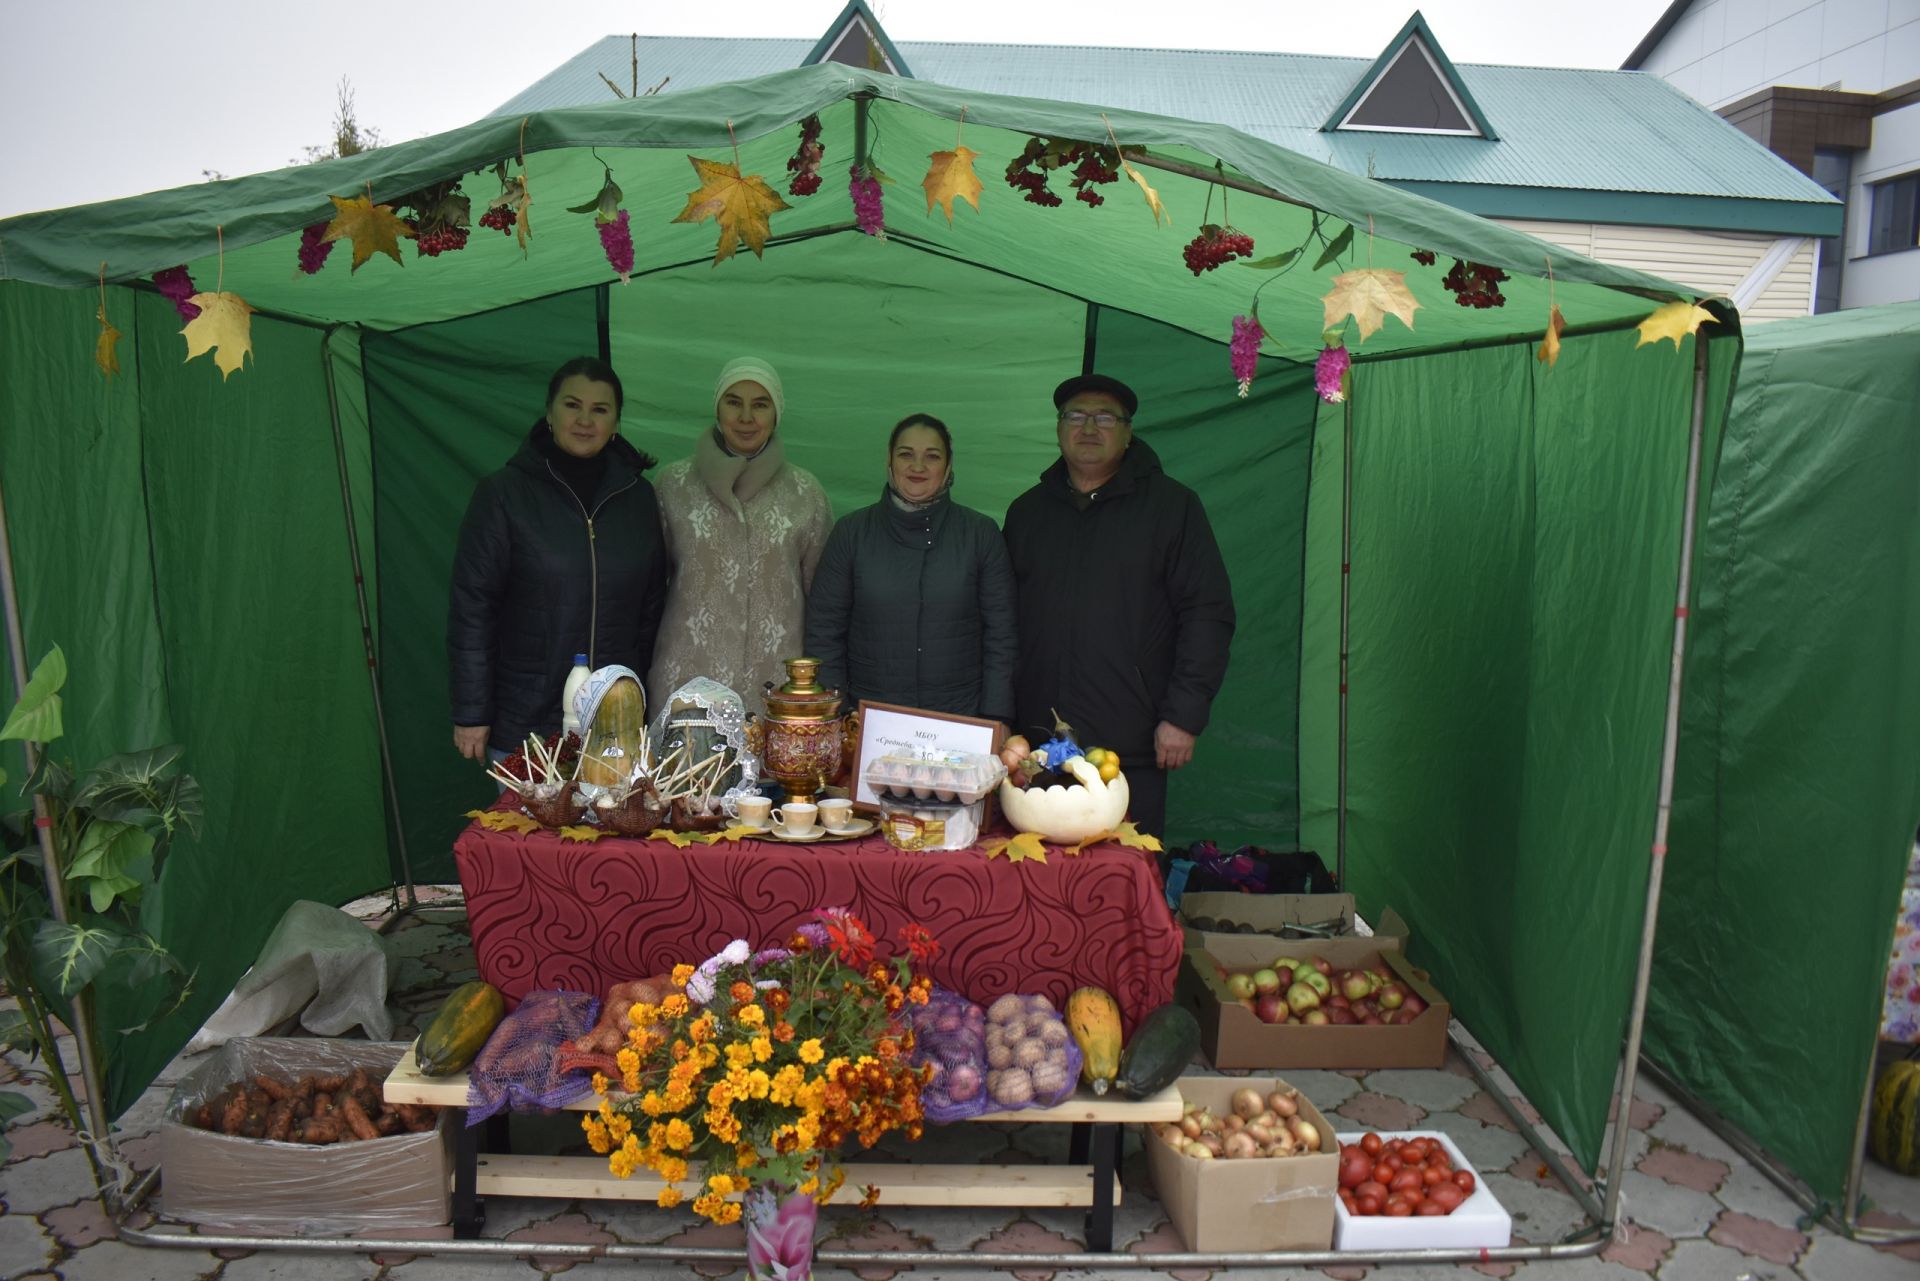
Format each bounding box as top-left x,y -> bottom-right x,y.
744,657 -> 860,806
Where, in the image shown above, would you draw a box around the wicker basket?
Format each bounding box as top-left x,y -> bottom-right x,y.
669,797 -> 727,833
597,784 -> 668,837
519,785 -> 586,829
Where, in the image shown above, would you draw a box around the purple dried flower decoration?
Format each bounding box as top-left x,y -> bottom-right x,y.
153,266 -> 201,321
849,166 -> 884,238
1230,315 -> 1264,399
297,223 -> 335,275
1314,345 -> 1351,404
597,209 -> 634,283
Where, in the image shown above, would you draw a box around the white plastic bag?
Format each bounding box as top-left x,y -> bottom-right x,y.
184,901 -> 393,1054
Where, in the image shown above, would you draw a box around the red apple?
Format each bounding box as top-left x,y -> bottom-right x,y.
1327,1007 -> 1357,1025
1286,981 -> 1322,1015
1251,968 -> 1282,996
1377,983 -> 1407,1011
1400,993 -> 1429,1018
1226,972 -> 1258,1000
1254,991 -> 1289,1024
1302,1009 -> 1330,1025
1341,971 -> 1374,1001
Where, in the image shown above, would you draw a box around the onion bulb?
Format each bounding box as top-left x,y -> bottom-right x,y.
1222,1114 -> 1246,1133
1287,1116 -> 1321,1151
1184,1141 -> 1214,1160
1230,1087 -> 1266,1119
1268,1090 -> 1299,1118
1223,1131 -> 1259,1159
1179,1115 -> 1203,1139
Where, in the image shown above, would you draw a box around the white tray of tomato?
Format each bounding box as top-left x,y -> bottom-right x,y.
1333,1130 -> 1511,1251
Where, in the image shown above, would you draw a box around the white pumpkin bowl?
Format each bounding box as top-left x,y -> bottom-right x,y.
996,757 -> 1131,843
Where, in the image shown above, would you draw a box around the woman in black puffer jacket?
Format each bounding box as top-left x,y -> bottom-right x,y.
448,356 -> 669,760
805,414 -> 1016,723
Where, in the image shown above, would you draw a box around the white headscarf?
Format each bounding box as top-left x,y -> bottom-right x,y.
712,357 -> 786,427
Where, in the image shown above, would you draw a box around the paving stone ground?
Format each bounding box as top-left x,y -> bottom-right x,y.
2,892 -> 1916,1279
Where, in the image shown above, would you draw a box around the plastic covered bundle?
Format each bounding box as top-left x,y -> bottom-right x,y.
982,991 -> 1084,1111
160,1038 -> 451,1236
906,986 -> 991,1123
466,989 -> 600,1124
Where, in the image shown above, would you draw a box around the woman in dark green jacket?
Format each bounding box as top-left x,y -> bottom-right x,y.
804,415 -> 1016,723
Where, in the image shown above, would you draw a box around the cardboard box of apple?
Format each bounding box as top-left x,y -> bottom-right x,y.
1215,955 -> 1432,1027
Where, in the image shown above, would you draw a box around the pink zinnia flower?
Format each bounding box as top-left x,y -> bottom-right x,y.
597,209 -> 634,283
849,166 -> 884,237
1315,345 -> 1351,404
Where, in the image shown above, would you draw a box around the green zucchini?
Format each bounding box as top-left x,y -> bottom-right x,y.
1115,1003 -> 1202,1099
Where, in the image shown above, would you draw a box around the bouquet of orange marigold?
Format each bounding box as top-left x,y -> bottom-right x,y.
584,907 -> 938,1224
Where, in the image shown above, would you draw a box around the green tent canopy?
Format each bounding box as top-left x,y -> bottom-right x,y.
0,64 -> 1733,1209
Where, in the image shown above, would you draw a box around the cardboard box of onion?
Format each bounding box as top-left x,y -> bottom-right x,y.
1174,933 -> 1450,1069
1145,1076 -> 1341,1251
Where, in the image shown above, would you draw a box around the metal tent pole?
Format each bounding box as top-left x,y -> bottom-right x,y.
0,470 -> 122,1203
1600,334 -> 1714,1223
1336,392 -> 1353,891
320,330 -> 416,910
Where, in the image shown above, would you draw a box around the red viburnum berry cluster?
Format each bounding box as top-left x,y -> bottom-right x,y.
296,224 -> 334,275
1409,249 -> 1437,266
1181,224 -> 1255,275
786,115 -> 825,196
1004,138 -> 1119,208
1442,258 -> 1508,308
411,222 -> 470,257
477,206 -> 516,235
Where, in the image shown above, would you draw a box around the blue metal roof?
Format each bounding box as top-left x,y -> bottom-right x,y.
493,33 -> 1836,224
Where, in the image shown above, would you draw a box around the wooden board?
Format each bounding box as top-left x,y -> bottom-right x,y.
385,1045 -> 1181,1122
475,1153 -> 1121,1207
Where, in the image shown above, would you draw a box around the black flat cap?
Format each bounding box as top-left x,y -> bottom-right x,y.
1052,373 -> 1138,418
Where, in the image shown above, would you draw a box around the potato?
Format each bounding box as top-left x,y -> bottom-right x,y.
1030,1061 -> 1069,1099
1038,1019 -> 1070,1046
987,994 -> 1026,1023
987,1042 -> 1013,1069
990,1067 -> 1034,1107
1012,1039 -> 1048,1069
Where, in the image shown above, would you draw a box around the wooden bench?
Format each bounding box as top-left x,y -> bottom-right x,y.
384,1047 -> 1180,1250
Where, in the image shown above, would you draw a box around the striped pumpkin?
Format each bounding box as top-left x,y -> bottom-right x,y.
1870,1059 -> 1920,1175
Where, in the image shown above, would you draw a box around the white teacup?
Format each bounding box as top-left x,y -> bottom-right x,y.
817,798 -> 855,831
727,794 -> 773,827
770,802 -> 819,837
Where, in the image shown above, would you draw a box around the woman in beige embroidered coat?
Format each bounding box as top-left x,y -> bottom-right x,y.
649,357 -> 833,704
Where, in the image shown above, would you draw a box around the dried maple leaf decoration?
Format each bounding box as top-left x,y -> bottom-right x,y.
1635,300 -> 1718,351
672,155 -> 789,265
922,144 -> 984,222
322,194 -> 415,272
981,832 -> 1050,865
1321,268 -> 1421,343
181,292 -> 255,380
1537,305 -> 1567,367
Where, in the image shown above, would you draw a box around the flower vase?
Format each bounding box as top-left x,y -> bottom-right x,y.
745,1181 -> 818,1281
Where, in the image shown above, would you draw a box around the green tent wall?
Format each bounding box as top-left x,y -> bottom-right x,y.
1,66 -> 1732,1191
1646,301 -> 1920,1215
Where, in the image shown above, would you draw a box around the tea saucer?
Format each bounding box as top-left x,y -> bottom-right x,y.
767,827 -> 828,843
821,818 -> 876,840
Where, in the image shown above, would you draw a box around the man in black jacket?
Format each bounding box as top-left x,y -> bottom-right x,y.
1001,374 -> 1235,838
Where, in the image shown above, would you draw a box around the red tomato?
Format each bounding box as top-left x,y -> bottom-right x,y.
1356,1181 -> 1389,1204
1339,1189 -> 1358,1213
1384,1198 -> 1414,1217
1422,1165 -> 1449,1187
1360,1132 -> 1383,1156
1390,1169 -> 1425,1194
1387,1138 -> 1407,1153
1378,1154 -> 1401,1176
1417,1200 -> 1449,1215
1340,1147 -> 1375,1189
1402,1139 -> 1429,1163
1427,1183 -> 1467,1213
1453,1170 -> 1477,1194
1430,1150 -> 1454,1171
1357,1194 -> 1383,1216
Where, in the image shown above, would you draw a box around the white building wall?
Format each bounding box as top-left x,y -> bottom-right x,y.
1493,219 -> 1818,318
1637,0 -> 1920,308
1638,0 -> 1916,105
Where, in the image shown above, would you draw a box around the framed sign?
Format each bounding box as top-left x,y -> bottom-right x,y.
851,702 -> 1005,814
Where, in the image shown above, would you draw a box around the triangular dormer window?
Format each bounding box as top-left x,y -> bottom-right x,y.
804,1 -> 912,76
1323,12 -> 1495,139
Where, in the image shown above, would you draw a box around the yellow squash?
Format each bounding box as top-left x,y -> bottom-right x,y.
416,980 -> 506,1077
1066,986 -> 1123,1095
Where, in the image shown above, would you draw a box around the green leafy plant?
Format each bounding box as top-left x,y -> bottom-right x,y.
1,646 -> 199,1184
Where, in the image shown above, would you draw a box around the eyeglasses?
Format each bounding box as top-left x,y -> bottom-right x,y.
1057,411 -> 1131,430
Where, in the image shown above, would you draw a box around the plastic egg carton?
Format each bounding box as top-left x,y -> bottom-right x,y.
864,751 -> 1004,805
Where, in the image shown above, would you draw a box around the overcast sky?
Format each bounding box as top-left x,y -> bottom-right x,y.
0,1 -> 1674,220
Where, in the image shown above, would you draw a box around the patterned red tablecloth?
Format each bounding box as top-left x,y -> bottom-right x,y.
453,817 -> 1183,1034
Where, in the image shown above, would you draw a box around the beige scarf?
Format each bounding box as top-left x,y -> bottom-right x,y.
693,429 -> 788,520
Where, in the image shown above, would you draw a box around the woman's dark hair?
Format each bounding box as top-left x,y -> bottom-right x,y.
546,356 -> 624,413
889,413 -> 951,455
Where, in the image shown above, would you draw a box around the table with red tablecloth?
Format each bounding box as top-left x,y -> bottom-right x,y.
453,818 -> 1184,1032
